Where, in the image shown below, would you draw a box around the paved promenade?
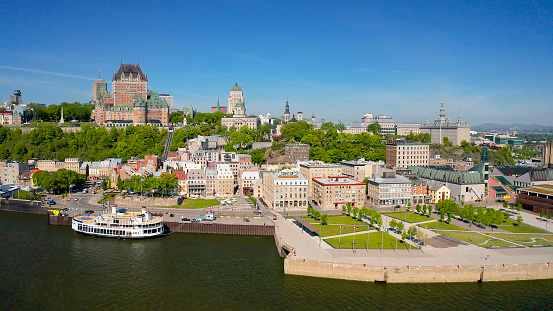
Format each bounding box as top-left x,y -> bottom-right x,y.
274,213 -> 553,268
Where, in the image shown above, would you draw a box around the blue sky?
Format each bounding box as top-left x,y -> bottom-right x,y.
1,0 -> 552,126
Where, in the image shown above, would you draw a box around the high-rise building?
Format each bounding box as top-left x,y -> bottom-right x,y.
112,64 -> 148,105
92,79 -> 107,103
221,84 -> 257,130
228,83 -> 244,115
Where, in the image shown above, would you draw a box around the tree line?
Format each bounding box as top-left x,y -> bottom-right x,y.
32,169 -> 87,194
0,124 -> 167,162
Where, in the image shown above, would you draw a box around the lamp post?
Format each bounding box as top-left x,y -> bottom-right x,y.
141,178 -> 144,198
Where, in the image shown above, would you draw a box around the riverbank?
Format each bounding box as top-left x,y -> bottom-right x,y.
274,213 -> 553,283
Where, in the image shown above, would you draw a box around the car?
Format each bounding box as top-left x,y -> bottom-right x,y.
61,213 -> 69,217
496,199 -> 505,203
170,214 -> 174,217
85,210 -> 94,214
273,215 -> 277,220
60,208 -> 68,212
181,217 -> 190,221
74,198 -> 79,201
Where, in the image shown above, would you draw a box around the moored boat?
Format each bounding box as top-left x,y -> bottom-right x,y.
72,205 -> 164,238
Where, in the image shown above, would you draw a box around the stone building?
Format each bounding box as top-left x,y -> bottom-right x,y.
312,176 -> 366,210
298,160 -> 342,197
0,160 -> 29,185
262,169 -> 308,211
221,84 -> 257,130
285,143 -> 310,165
386,140 -> 429,168
366,172 -> 412,207
420,101 -> 470,146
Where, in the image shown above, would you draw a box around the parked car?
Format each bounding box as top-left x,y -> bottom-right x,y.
181,217 -> 190,221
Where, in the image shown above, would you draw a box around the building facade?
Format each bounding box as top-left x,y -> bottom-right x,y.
312,176 -> 366,210
420,101 -> 471,146
285,143 -> 310,165
94,64 -> 170,126
386,141 -> 429,168
262,169 -> 308,211
298,161 -> 342,197
366,172 -> 412,207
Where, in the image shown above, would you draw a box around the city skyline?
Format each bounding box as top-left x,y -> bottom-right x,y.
1,1 -> 552,125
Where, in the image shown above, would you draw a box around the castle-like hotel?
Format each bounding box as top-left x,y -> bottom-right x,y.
93,64 -> 170,127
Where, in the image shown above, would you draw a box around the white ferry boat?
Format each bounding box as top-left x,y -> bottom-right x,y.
72,206 -> 164,239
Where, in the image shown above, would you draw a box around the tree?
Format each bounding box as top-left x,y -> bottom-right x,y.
516,215 -> 523,225
422,205 -> 427,215
540,210 -> 545,218
427,205 -> 433,215
397,221 -> 405,233
389,219 -> 397,232
117,175 -> 123,190
407,201 -> 412,210
502,201 -> 509,209
307,206 -> 314,216
516,203 -> 523,213
101,179 -> 108,190
346,202 -> 352,216
401,230 -> 408,241
416,204 -> 421,214
312,210 -> 321,220
342,205 -> 347,214
320,214 -> 328,225
353,207 -> 359,219
367,123 -> 381,135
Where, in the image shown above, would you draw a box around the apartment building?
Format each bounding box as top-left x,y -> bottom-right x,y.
366,172 -> 412,207
262,169 -> 308,211
312,176 -> 366,210
386,141 -> 429,168
298,161 -> 342,197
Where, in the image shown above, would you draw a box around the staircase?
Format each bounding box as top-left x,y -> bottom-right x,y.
162,127 -> 174,160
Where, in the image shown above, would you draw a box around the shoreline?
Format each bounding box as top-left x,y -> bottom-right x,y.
3,202 -> 553,284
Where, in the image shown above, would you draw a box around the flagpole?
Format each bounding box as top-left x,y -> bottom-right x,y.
353,225 -> 356,250
339,225 -> 341,252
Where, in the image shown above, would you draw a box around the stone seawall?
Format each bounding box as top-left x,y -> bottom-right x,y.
114,196 -> 183,207
284,258 -> 553,283
0,198 -> 45,214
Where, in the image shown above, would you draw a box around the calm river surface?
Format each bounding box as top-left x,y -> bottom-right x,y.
1,211 -> 552,310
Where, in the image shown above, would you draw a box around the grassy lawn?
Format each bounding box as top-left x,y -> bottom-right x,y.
171,199 -> 220,209
488,233 -> 553,246
480,239 -> 518,248
437,231 -> 487,246
384,212 -> 434,223
497,225 -> 546,233
98,194 -> 116,204
325,231 -> 416,249
302,215 -> 368,226
422,221 -> 468,231
315,224 -> 371,237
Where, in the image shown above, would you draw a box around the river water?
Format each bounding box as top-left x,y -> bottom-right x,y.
1,211 -> 552,310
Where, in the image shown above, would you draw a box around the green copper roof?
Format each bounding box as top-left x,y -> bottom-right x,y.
409,166 -> 484,184
231,83 -> 242,91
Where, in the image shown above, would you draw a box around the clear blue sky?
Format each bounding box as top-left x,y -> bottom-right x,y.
1,0 -> 552,126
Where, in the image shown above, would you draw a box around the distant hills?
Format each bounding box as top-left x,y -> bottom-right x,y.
473,123 -> 553,133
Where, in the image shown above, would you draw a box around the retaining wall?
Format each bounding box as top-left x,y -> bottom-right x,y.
114,196 -> 183,207
164,222 -> 275,236
284,258 -> 553,283
0,198 -> 45,214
